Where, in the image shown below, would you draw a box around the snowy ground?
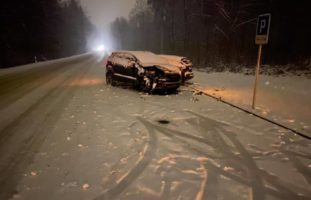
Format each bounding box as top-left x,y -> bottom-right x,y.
0,55 -> 310,200
192,71 -> 311,137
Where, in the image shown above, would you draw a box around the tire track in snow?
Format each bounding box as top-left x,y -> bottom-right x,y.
137,111 -> 310,199
93,116 -> 158,200
188,112 -> 310,200
187,111 -> 266,199
279,135 -> 311,185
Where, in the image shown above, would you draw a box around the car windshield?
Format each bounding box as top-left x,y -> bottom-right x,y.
123,51 -> 169,67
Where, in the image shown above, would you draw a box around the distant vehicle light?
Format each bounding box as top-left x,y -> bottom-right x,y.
96,45 -> 105,52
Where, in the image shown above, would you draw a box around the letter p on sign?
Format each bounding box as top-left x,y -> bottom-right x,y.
260,20 -> 266,33
255,14 -> 271,45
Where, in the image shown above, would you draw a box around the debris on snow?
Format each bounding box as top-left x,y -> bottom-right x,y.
12,194 -> 21,199
197,157 -> 209,162
121,132 -> 131,137
77,144 -> 89,148
262,151 -> 277,156
132,113 -> 143,117
247,144 -> 262,150
270,143 -> 282,148
270,152 -> 283,157
120,157 -> 128,164
170,181 -> 182,191
82,184 -> 90,190
193,91 -> 203,96
220,175 -> 231,180
30,171 -> 38,176
128,121 -> 137,128
223,166 -> 235,172
103,162 -> 110,168
62,153 -> 69,156
214,87 -> 225,92
191,97 -> 199,102
281,157 -> 289,162
110,170 -> 118,175
277,129 -> 290,133
63,182 -> 78,188
302,125 -> 309,129
137,185 -> 160,197
181,170 -> 199,175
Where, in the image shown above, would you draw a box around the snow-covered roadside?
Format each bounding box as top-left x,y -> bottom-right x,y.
192,71 -> 311,137
0,53 -> 92,76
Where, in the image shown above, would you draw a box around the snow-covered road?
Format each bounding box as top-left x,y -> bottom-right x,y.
0,55 -> 310,200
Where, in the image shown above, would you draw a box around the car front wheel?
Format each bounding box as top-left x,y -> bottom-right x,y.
139,76 -> 153,93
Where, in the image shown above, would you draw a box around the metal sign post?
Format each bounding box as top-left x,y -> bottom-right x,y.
252,13 -> 271,109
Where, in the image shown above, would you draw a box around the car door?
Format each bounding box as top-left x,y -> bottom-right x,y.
111,53 -> 136,83
124,54 -> 138,82
113,53 -> 125,74
110,53 -> 126,82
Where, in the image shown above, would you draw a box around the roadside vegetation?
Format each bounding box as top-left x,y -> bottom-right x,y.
0,0 -> 95,68
111,0 -> 311,74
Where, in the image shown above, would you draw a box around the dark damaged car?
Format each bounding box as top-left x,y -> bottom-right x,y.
105,51 -> 181,92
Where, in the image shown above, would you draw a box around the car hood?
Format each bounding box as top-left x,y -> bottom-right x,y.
142,63 -> 181,74
159,55 -> 193,69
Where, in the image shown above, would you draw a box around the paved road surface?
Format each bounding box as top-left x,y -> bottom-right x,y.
0,54 -> 310,200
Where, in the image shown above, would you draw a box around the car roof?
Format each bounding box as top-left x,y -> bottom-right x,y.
159,55 -> 185,59
114,51 -> 169,67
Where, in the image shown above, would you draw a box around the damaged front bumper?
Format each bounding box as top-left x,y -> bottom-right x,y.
184,71 -> 194,80
153,79 -> 181,90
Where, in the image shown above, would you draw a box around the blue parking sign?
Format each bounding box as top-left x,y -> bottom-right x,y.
255,14 -> 271,44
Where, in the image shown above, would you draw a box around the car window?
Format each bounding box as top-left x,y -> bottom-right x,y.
122,53 -> 136,68
110,52 -> 135,68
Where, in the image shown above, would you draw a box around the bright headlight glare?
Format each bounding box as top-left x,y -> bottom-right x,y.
96,45 -> 105,52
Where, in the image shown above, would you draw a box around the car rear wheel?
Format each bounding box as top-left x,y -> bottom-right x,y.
106,72 -> 115,86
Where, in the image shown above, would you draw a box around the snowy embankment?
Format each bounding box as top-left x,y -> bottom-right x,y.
192,71 -> 311,137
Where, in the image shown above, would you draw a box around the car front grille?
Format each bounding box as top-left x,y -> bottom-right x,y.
164,74 -> 181,82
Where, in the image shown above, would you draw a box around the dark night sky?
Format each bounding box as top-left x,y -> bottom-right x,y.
79,0 -> 136,28
78,0 -> 137,50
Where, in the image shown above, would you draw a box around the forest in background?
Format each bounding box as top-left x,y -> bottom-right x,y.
111,0 -> 311,71
0,0 -> 95,68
